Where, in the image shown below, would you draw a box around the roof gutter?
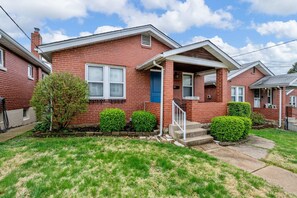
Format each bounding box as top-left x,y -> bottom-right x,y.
153,61 -> 164,137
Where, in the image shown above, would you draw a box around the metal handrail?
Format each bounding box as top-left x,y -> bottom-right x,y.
172,100 -> 186,140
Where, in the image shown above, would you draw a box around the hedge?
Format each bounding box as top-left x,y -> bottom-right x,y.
250,112 -> 265,126
228,102 -> 251,117
132,111 -> 157,132
210,116 -> 244,142
99,108 -> 126,132
237,116 -> 252,139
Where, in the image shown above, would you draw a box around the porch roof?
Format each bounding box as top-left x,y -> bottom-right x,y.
250,73 -> 297,89
136,40 -> 241,71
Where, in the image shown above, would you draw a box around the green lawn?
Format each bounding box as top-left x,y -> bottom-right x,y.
0,133 -> 290,197
251,128 -> 297,174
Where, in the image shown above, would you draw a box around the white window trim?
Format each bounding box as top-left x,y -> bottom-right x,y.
0,49 -> 6,72
267,88 -> 273,104
231,86 -> 245,102
182,72 -> 194,99
85,63 -> 126,100
141,34 -> 151,47
290,96 -> 297,107
28,64 -> 34,80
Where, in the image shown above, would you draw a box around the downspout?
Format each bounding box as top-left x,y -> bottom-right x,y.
153,61 -> 164,137
277,86 -> 282,128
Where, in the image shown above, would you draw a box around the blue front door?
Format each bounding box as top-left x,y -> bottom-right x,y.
150,71 -> 161,103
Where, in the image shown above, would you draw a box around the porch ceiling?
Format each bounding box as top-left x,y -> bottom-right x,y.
174,62 -> 213,73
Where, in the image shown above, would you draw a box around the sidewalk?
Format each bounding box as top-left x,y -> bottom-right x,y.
0,123 -> 35,142
194,136 -> 297,196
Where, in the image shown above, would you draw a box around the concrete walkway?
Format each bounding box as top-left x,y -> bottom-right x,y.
0,123 -> 35,142
194,135 -> 297,196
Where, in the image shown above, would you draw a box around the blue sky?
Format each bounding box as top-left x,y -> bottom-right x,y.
0,0 -> 297,74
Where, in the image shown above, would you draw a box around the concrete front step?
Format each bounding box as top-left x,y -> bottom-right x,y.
169,121 -> 201,132
175,128 -> 207,139
178,135 -> 214,146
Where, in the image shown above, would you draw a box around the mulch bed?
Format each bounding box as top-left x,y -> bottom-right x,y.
32,131 -> 159,138
252,123 -> 277,129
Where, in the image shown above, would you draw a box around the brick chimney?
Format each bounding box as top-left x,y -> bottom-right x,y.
31,27 -> 42,59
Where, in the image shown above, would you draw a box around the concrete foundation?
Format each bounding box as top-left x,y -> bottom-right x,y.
0,107 -> 36,129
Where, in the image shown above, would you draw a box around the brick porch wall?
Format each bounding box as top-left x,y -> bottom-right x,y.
186,101 -> 227,123
253,108 -> 279,121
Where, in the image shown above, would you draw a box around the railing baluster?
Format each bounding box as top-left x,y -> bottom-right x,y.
172,101 -> 187,140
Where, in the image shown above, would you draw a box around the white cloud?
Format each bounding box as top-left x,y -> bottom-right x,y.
252,20 -> 297,39
94,26 -> 122,34
188,36 -> 297,75
245,0 -> 297,15
42,30 -> 73,43
0,0 -> 236,40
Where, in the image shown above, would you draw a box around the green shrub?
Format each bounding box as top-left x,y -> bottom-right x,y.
100,108 -> 126,132
251,112 -> 265,126
132,111 -> 157,132
237,117 -> 252,139
31,73 -> 88,130
228,102 -> 251,117
210,116 -> 244,142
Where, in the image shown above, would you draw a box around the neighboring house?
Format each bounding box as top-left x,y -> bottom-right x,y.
0,28 -> 51,129
38,25 -> 241,132
205,62 -> 297,126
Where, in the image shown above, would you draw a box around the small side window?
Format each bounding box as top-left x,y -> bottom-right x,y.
141,34 -> 151,47
0,49 -> 4,68
28,65 -> 33,79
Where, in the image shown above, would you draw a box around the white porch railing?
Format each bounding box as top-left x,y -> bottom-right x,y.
172,100 -> 186,140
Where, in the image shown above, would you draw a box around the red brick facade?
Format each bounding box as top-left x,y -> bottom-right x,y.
51,35 -> 171,125
0,47 -> 39,110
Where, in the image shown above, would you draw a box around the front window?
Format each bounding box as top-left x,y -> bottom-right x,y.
231,86 -> 245,102
86,64 -> 125,99
290,96 -> 297,107
267,88 -> 273,104
0,49 -> 3,68
28,65 -> 33,79
183,73 -> 193,98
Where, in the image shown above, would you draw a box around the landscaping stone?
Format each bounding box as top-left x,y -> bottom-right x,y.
174,141 -> 185,147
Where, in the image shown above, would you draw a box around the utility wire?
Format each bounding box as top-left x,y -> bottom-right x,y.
0,6 -> 51,61
232,39 -> 297,58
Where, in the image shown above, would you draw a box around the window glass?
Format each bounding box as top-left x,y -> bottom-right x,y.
89,82 -> 103,97
88,66 -> 103,81
110,68 -> 123,82
141,34 -> 151,46
183,75 -> 192,86
110,84 -> 123,97
28,65 -> 33,78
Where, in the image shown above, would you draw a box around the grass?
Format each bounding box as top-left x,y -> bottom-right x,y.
251,128 -> 297,174
0,133 -> 291,197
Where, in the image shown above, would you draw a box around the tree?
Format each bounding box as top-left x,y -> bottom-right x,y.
287,62 -> 297,74
31,72 -> 89,130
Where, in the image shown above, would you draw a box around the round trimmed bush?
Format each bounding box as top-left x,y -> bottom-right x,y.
132,110 -> 157,132
251,112 -> 265,126
237,117 -> 252,139
228,102 -> 251,117
100,108 -> 126,132
210,116 -> 244,142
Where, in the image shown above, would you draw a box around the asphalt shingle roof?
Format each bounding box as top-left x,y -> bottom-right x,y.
250,73 -> 297,89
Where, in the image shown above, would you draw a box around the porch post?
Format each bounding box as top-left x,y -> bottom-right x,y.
216,68 -> 228,103
195,75 -> 205,102
163,60 -> 174,128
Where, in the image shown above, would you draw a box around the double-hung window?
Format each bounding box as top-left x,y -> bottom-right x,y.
182,73 -> 193,98
290,96 -> 297,107
86,64 -> 125,99
231,86 -> 245,102
28,65 -> 33,79
267,88 -> 273,104
0,49 -> 3,67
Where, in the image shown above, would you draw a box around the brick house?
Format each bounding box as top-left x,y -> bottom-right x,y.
38,24 -> 241,143
0,28 -> 51,130
205,61 -> 297,127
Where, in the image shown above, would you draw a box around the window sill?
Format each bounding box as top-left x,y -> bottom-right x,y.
28,76 -> 34,81
23,117 -> 30,121
141,45 -> 152,49
0,67 -> 7,72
